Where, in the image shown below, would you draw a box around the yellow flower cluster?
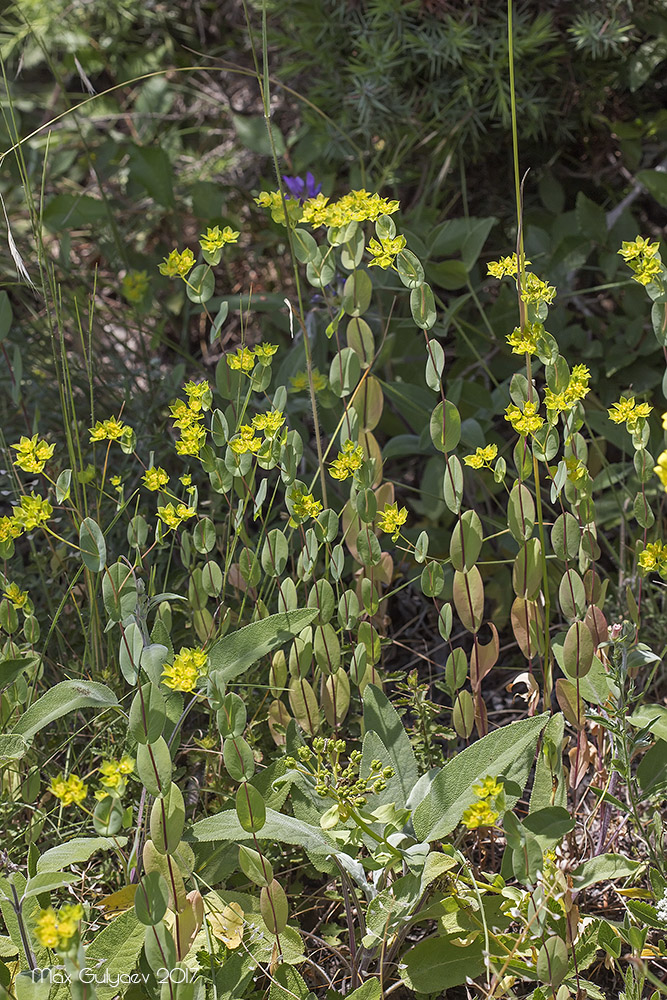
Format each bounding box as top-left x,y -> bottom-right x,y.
162,647 -> 208,693
97,755 -> 134,798
0,494 -> 53,543
289,368 -> 328,393
121,269 -> 149,304
230,425 -> 262,455
143,466 -> 169,491
488,255 -> 555,306
461,775 -> 503,830
506,323 -> 542,356
227,344 -> 278,374
521,271 -> 557,307
200,225 -> 240,253
89,416 -> 133,446
504,400 -> 543,437
329,440 -> 364,481
254,191 -> 304,225
51,773 -> 87,806
11,435 -> 55,474
169,381 -> 211,458
256,189 -> 400,229
487,254 -> 531,279
252,409 -> 286,439
638,541 -> 667,575
544,364 -> 591,414
654,450 -> 667,491
3,582 -> 29,608
156,502 -> 197,531
377,502 -> 408,541
618,236 -> 663,286
608,395 -> 652,431
289,484 -> 323,524
565,457 -> 587,484
367,234 -> 407,269
463,444 -> 498,469
159,248 -> 196,278
34,904 -> 84,950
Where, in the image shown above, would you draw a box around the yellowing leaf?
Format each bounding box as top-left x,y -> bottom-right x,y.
97,884 -> 137,917
208,901 -> 244,949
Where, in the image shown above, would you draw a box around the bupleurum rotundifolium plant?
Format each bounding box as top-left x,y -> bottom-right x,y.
2,177 -> 667,998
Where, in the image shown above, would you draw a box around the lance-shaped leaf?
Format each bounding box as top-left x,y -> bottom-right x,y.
207,609 -> 318,681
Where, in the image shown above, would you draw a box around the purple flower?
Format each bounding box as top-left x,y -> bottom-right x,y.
282,172 -> 322,202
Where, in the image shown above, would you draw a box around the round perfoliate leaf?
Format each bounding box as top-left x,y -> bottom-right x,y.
217,692 -> 247,738
562,620 -> 594,679
93,795 -> 124,836
135,870 -> 169,926
79,517 -> 106,572
129,682 -> 166,745
150,782 -> 185,855
410,282 -> 437,329
239,845 -> 273,887
186,264 -> 214,304
260,879 -> 289,935
236,781 -> 266,833
430,400 -> 461,453
137,736 -> 172,797
223,736 -> 255,781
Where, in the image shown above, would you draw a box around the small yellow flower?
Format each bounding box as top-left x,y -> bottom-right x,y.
544,365 -> 591,414
377,502 -> 408,542
565,457 -> 587,484
34,908 -> 60,949
252,409 -> 285,438
638,541 -> 667,575
159,248 -> 196,278
98,756 -> 134,791
461,800 -> 499,830
200,225 -> 240,253
156,502 -> 197,531
463,444 -> 498,469
0,516 -> 23,543
183,380 -> 211,410
227,347 -> 256,373
506,323 -> 541,356
254,343 -> 279,363
12,494 -> 53,531
608,395 -> 652,431
50,773 -> 87,807
487,253 -> 531,279
289,368 -> 327,393
288,485 -> 323,525
143,467 -> 169,491
121,270 -> 149,304
521,272 -> 556,307
11,435 -> 55,474
298,189 -> 400,229
3,582 -> 28,608
329,440 -> 364,481
118,755 -> 134,775
229,424 -> 262,455
175,423 -> 207,457
367,234 -> 407,269
89,416 -> 131,444
162,647 -> 208,693
504,400 -> 543,437
472,776 -> 503,799
618,237 -> 663,286
618,236 -> 660,261
180,474 -> 192,486
654,450 -> 667,490
34,904 -> 83,951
